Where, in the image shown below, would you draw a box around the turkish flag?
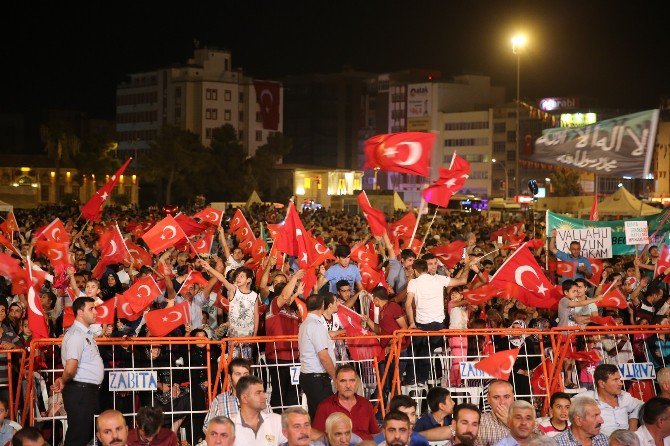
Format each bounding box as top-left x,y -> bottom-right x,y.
590,315 -> 618,326
525,238 -> 545,250
656,245 -> 670,277
422,156 -> 471,207
145,301 -> 191,337
126,240 -> 153,270
588,258 -> 604,286
474,348 -> 520,380
337,304 -> 384,361
116,293 -> 145,321
127,220 -> 155,240
490,223 -> 524,243
360,263 -> 388,293
0,252 -> 21,280
275,202 -> 311,267
389,212 -> 417,242
193,207 -> 223,226
177,270 -> 210,295
62,306 -> 75,330
36,218 -> 70,244
463,283 -> 501,305
350,241 -> 378,268
250,238 -> 267,262
0,233 -> 20,256
557,261 -> 576,278
405,238 -> 423,256
530,362 -> 549,395
213,291 -> 230,312
590,197 -> 599,221
429,241 -> 467,268
566,349 -> 600,363
192,229 -> 215,256
124,276 -> 162,313
95,298 -> 116,325
364,132 -> 436,177
175,214 -> 207,238
26,259 -> 49,339
253,80 -> 281,130
36,240 -> 71,274
357,191 -> 387,236
92,225 -> 131,278
597,283 -> 627,309
142,215 -> 187,254
0,211 -> 19,237
490,245 -> 558,309
267,223 -> 283,240
81,158 -> 132,221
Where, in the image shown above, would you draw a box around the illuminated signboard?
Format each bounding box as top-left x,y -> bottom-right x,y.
560,113 -> 597,128
539,97 -> 579,111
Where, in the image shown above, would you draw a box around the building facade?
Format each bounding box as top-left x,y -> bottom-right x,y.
116,48 -> 282,157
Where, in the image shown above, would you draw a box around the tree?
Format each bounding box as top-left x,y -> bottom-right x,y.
249,132 -> 292,201
40,120 -> 81,202
549,168 -> 582,196
202,124 -> 252,201
74,134 -> 121,179
141,125 -> 205,204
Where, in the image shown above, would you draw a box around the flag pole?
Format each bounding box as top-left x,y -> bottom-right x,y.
409,199 -> 426,245
419,208 -> 439,255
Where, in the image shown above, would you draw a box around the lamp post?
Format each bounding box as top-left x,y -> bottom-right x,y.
492,158 -> 509,200
512,34 -> 527,197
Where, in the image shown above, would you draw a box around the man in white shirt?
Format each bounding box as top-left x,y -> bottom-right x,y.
582,364 -> 643,437
232,376 -> 286,446
635,397 -> 670,446
404,258 -> 474,385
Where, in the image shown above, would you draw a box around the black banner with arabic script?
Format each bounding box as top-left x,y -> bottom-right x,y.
527,109 -> 659,178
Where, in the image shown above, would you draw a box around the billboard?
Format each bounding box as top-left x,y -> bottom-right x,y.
407,83 -> 432,131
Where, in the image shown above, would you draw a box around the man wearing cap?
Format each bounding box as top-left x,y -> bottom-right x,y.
549,230 -> 593,282
52,297 -> 104,446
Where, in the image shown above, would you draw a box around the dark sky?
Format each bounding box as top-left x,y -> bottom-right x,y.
2,1 -> 667,119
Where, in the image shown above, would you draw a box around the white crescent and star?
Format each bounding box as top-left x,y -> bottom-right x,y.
137,284 -> 152,298
314,243 -> 328,255
240,227 -> 249,238
167,311 -> 182,323
393,225 -> 408,236
260,90 -> 273,112
514,265 -> 548,295
196,239 -> 207,250
208,212 -> 219,222
28,286 -> 44,317
49,248 -> 64,261
384,142 -> 423,166
500,355 -> 516,375
121,302 -> 132,315
97,304 -> 109,319
107,240 -> 118,257
161,225 -> 177,240
51,227 -> 61,241
232,217 -> 240,227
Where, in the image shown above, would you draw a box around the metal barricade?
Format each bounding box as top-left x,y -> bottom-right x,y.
0,348 -> 27,422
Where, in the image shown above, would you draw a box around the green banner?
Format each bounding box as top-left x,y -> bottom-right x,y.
546,210 -> 670,256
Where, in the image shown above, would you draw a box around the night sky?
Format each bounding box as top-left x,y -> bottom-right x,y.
2,1 -> 667,119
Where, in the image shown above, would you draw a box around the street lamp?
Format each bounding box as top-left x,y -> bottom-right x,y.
512,33 -> 527,197
492,158 -> 509,200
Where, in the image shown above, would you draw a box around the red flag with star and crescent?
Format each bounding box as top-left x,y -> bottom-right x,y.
364,132 -> 436,177
463,283 -> 502,305
193,207 -> 223,226
145,301 -> 191,337
36,218 -> 70,245
81,158 -> 132,221
588,258 -> 604,286
336,304 -> 384,361
177,270 -> 210,296
95,298 -> 116,325
489,244 -> 558,309
35,239 -> 71,274
126,240 -> 153,270
422,155 -> 471,207
350,241 -> 379,268
597,283 -> 628,309
474,348 -> 520,380
429,240 -> 467,268
556,261 -> 576,278
26,258 -> 50,339
229,209 -> 256,255
389,212 -> 417,244
116,293 -> 145,321
92,225 -> 131,278
275,202 -> 311,266
0,211 -> 19,238
253,80 -> 281,130
142,215 -> 188,254
357,191 -> 387,236
124,276 -> 162,313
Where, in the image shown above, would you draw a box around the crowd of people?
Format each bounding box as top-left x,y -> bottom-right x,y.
0,201 -> 670,446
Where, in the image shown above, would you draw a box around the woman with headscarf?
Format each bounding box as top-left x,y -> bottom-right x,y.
100,271 -> 124,301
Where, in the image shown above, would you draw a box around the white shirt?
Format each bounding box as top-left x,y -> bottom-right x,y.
232,411 -> 286,446
407,273 -> 450,324
635,424 -> 670,446
579,391 -> 642,436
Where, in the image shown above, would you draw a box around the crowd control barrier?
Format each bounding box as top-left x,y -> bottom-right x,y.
0,348 -> 28,422
17,325 -> 670,445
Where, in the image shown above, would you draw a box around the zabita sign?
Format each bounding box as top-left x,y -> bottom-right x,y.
617,363 -> 655,380
555,228 -> 612,259
460,362 -> 494,379
109,371 -> 157,391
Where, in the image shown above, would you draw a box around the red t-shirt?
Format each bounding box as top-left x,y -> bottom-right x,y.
378,302 -> 408,349
265,298 -> 301,361
312,394 -> 380,440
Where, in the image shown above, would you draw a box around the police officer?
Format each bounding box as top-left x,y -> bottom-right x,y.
52,296 -> 104,446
